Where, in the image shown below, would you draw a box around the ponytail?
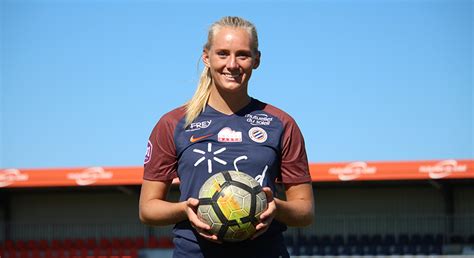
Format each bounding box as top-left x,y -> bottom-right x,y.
184,66 -> 212,127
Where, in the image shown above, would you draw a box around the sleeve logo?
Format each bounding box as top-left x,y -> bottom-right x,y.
144,140 -> 152,164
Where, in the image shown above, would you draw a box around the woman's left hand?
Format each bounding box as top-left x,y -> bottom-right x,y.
251,187 -> 277,240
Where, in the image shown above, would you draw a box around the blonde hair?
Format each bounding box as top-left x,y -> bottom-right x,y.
184,16 -> 259,127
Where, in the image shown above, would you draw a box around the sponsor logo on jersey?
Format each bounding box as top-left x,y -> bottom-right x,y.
0,169 -> 29,188
329,162 -> 376,181
245,113 -> 273,126
248,127 -> 267,143
419,160 -> 467,179
67,167 -> 113,186
186,120 -> 212,132
193,143 -> 227,173
144,140 -> 152,164
218,127 -> 242,142
190,134 -> 213,143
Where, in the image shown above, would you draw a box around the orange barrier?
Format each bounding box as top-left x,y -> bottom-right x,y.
1,159 -> 473,188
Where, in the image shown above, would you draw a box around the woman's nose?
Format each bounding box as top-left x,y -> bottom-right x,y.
226,56 -> 239,69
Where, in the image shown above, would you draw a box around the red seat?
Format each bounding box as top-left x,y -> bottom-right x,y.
123,237 -> 134,249
51,239 -> 61,249
4,240 -> 14,250
157,236 -> 174,248
111,238 -> 122,249
38,239 -> 49,250
148,236 -> 158,248
19,250 -> 28,258
15,240 -> 27,250
85,238 -> 96,249
99,238 -> 111,249
135,237 -> 144,249
73,239 -> 85,249
63,239 -> 73,249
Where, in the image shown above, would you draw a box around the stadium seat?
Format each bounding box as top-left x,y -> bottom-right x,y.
398,234 -> 409,245
112,238 -> 123,249
123,237 -> 134,249
383,234 -> 396,246
320,235 -> 331,246
85,238 -> 97,249
450,235 -> 464,244
157,236 -> 174,248
135,237 -> 145,249
308,235 -> 318,246
347,234 -> 358,245
435,234 -> 444,245
19,250 -> 28,258
15,240 -> 26,250
148,236 -> 159,248
359,234 -> 369,245
4,240 -> 15,250
73,238 -> 85,249
379,244 -> 391,255
468,235 -> 474,244
391,244 -> 404,255
51,239 -> 61,249
99,238 -> 111,249
333,234 -> 344,245
411,234 -> 422,245
422,234 -> 435,245
38,239 -> 48,250
371,234 -> 382,245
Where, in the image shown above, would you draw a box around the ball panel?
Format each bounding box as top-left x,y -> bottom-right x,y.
199,173 -> 227,198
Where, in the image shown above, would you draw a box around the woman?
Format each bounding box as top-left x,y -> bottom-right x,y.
139,16 -> 314,258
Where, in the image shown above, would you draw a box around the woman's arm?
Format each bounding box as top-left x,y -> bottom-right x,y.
138,179 -> 220,242
274,182 -> 314,226
139,179 -> 187,226
252,182 -> 314,239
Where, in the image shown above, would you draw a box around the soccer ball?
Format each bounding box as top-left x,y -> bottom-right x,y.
197,170 -> 268,242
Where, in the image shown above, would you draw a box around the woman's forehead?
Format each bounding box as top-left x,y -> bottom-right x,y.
211,27 -> 253,50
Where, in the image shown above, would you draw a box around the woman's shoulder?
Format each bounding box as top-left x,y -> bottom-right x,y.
158,105 -> 187,123
255,99 -> 297,125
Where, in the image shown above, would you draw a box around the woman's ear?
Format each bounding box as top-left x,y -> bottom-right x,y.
202,49 -> 210,67
253,50 -> 261,69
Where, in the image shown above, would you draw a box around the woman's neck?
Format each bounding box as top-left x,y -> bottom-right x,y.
207,85 -> 251,115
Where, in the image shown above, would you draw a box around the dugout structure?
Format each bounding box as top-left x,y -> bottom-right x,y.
0,159 -> 473,255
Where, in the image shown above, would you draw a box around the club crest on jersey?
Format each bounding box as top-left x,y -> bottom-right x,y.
248,127 -> 267,143
217,127 -> 242,142
185,120 -> 212,132
245,113 -> 273,126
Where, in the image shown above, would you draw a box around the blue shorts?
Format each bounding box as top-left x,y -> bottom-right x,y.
173,233 -> 290,258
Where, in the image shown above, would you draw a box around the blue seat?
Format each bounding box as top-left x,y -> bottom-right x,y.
347,234 -> 358,245
333,234 -> 344,245
383,234 -> 396,246
422,234 -> 435,245
398,234 -> 410,245
371,234 -> 382,245
411,234 -> 422,245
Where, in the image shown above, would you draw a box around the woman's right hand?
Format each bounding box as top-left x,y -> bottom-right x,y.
185,198 -> 222,244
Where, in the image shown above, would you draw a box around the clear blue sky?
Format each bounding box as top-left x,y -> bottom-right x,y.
1,0 -> 472,169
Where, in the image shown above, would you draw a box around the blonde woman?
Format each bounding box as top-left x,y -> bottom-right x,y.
139,16 -> 314,258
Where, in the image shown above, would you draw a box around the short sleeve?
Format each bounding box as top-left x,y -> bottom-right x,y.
279,117 -> 311,184
143,114 -> 179,181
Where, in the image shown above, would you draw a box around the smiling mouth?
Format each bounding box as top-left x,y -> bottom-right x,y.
222,73 -> 241,79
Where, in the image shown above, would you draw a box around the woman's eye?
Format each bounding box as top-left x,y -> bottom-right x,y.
217,52 -> 227,57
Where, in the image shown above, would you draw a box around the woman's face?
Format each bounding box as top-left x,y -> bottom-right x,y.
203,27 -> 260,94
